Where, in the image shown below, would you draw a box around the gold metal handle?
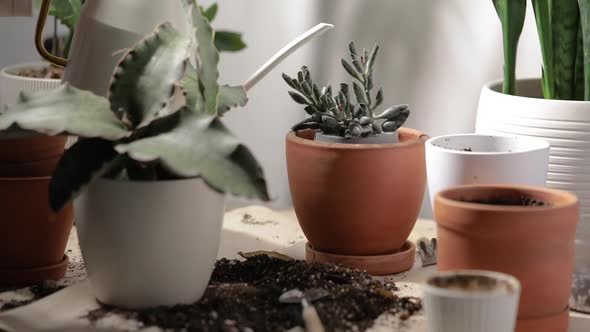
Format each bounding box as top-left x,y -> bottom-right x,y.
35,0 -> 67,67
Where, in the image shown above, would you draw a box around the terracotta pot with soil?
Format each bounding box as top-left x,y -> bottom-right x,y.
434,184 -> 578,332
0,177 -> 74,285
287,128 -> 428,275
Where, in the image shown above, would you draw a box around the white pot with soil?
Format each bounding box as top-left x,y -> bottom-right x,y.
0,62 -> 62,108
425,133 -> 550,207
475,78 -> 590,313
75,178 -> 225,309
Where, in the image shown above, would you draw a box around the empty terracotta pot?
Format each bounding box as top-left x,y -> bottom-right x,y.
435,185 -> 578,332
0,176 -> 74,285
286,128 -> 428,259
0,135 -> 66,177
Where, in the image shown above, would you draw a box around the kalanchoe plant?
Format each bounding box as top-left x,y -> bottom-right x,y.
0,0 -> 268,213
283,42 -> 410,139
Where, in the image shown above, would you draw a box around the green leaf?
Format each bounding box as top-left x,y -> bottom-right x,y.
532,0 -> 555,99
215,31 -> 247,52
183,0 -> 220,115
217,85 -> 248,114
181,64 -> 247,114
49,138 -> 123,213
115,110 -> 269,201
575,21 -> 585,100
341,59 -> 362,82
48,0 -> 82,30
201,3 -> 218,21
493,0 -> 527,95
108,22 -> 190,128
552,0 -> 580,100
0,84 -> 128,140
579,0 -> 590,100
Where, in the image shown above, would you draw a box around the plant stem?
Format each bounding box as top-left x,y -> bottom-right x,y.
493,0 -> 527,95
579,0 -> 590,100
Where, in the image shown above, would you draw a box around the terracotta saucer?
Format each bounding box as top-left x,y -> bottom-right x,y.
306,241 -> 416,276
516,306 -> 570,332
0,255 -> 69,286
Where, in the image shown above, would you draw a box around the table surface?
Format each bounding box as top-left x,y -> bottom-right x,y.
0,206 -> 588,331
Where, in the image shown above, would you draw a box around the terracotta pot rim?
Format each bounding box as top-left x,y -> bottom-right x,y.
426,134 -> 550,156
436,184 -> 578,212
0,175 -> 53,182
518,305 -> 569,321
287,127 -> 428,150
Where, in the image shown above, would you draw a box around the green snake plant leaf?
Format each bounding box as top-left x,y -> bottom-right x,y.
115,109 -> 269,201
181,63 -> 247,114
579,0 -> 590,100
493,0 -> 527,95
552,0 -> 580,100
0,84 -> 128,140
183,0 -> 220,115
49,138 -> 124,213
531,0 -> 555,99
575,22 -> 585,100
108,22 -> 190,128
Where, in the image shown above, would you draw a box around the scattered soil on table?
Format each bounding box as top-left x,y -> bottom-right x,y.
87,255 -> 422,331
16,65 -> 63,79
0,282 -> 65,311
462,148 -> 472,152
462,196 -> 548,207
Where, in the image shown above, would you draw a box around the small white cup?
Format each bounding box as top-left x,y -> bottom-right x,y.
423,270 -> 521,332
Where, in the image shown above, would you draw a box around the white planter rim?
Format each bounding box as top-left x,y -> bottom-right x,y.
485,77 -> 590,107
424,270 -> 521,299
426,134 -> 549,156
1,62 -> 62,83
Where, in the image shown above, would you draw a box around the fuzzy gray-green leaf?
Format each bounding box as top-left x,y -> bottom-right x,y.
184,0 -> 220,115
217,85 -> 248,114
116,110 -> 269,201
109,22 -> 190,128
0,84 -> 128,140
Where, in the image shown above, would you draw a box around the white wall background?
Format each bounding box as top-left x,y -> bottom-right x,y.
0,1 -> 544,217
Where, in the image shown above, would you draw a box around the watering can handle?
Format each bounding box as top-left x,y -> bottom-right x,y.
35,0 -> 68,67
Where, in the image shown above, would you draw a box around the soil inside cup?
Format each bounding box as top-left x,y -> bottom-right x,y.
16,66 -> 63,79
87,255 -> 422,331
428,274 -> 515,294
462,196 -> 548,206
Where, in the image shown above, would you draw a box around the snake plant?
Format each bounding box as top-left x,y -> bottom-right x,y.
283,42 -> 410,139
0,0 -> 268,213
495,0 -> 590,101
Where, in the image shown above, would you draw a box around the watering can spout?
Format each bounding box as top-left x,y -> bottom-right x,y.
35,0 -> 67,67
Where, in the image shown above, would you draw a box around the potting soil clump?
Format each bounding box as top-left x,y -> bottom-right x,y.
87,255 -> 421,331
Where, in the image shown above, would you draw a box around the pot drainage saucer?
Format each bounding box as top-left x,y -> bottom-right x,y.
305,241 -> 416,276
0,255 -> 68,286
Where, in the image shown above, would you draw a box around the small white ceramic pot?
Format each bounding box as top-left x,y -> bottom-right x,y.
315,131 -> 398,144
0,63 -> 61,108
423,270 -> 521,332
75,177 -> 225,309
425,134 -> 549,207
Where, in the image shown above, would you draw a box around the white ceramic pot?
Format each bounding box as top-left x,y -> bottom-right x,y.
425,134 -> 549,206
476,78 -> 590,313
0,62 -> 61,108
315,131 -> 398,144
423,270 -> 521,332
75,177 -> 225,309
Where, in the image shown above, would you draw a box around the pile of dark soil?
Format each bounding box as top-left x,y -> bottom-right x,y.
16,65 -> 63,79
464,196 -> 547,206
0,282 -> 65,311
88,255 -> 421,331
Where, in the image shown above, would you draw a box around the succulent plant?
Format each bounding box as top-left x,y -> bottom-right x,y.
0,0 -> 268,213
283,42 -> 410,139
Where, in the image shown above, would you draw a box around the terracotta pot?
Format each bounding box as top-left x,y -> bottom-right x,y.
0,176 -> 74,285
435,185 -> 578,332
0,136 -> 66,177
286,128 -> 428,257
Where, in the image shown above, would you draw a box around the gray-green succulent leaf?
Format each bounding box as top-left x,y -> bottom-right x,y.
0,84 -> 129,140
115,109 -> 269,201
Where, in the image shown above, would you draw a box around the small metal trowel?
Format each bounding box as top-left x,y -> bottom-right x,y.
417,237 -> 438,267
279,288 -> 329,332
